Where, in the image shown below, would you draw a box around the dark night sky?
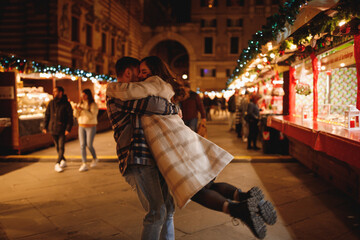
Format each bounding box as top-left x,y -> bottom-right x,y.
143,0 -> 191,27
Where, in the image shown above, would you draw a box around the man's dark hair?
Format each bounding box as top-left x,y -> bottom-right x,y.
55,86 -> 64,93
115,57 -> 140,77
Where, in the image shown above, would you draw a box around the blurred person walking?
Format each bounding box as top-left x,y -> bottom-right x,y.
246,94 -> 260,150
235,93 -> 244,138
180,82 -> 206,132
228,89 -> 239,131
74,89 -> 99,172
240,91 -> 250,142
43,86 -> 73,172
202,93 -> 212,121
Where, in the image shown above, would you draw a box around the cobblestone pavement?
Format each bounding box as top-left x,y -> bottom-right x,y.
1,114 -> 360,239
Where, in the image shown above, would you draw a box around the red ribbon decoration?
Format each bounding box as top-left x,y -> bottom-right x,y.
354,34 -> 360,110
311,52 -> 319,120
289,66 -> 296,115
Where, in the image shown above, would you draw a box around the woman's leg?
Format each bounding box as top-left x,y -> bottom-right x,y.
191,183 -> 266,239
209,182 -> 277,226
191,186 -> 227,212
78,126 -> 87,163
253,120 -> 259,149
247,122 -> 254,149
85,126 -> 98,160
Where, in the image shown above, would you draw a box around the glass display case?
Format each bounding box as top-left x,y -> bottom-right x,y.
316,104 -> 360,128
17,87 -> 52,136
301,105 -> 312,121
17,87 -> 52,120
344,106 -> 360,129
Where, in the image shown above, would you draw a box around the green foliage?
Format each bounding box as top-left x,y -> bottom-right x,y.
227,0 -> 360,87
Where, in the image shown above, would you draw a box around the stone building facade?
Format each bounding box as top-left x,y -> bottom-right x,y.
142,0 -> 283,91
0,0 -> 284,91
0,0 -> 143,75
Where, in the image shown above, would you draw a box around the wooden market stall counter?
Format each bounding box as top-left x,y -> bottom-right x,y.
0,72 -> 111,154
268,115 -> 360,201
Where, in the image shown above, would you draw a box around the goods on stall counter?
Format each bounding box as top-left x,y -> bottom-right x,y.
344,106 -> 360,129
17,87 -> 52,119
272,87 -> 284,96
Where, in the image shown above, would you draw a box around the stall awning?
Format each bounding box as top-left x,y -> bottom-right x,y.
276,0 -> 340,44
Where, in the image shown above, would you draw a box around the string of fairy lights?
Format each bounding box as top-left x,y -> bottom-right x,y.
227,0 -> 360,88
0,54 -> 116,82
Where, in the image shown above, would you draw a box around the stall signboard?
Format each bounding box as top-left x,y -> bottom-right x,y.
320,44 -> 355,70
0,86 -> 14,99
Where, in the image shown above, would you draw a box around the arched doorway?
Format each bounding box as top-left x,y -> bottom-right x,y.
142,32 -> 197,90
149,40 -> 189,78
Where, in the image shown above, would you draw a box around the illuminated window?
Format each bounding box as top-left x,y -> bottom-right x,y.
201,0 -> 218,8
200,68 -> 216,77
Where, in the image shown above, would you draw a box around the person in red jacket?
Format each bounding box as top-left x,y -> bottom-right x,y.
180,82 -> 206,132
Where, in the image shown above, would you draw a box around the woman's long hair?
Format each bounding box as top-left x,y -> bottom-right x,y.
140,56 -> 185,102
82,89 -> 95,106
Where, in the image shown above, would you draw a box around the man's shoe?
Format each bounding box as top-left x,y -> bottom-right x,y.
79,163 -> 88,172
59,160 -> 67,168
90,159 -> 99,168
228,198 -> 267,239
253,146 -> 260,151
54,163 -> 63,173
238,187 -> 277,225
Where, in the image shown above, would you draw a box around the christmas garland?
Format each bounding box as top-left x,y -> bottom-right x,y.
0,54 -> 116,82
227,0 -> 360,87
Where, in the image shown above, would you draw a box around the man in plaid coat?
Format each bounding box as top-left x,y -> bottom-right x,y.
106,57 -> 179,240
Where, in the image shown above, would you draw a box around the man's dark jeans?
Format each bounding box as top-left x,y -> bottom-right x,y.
52,134 -> 66,163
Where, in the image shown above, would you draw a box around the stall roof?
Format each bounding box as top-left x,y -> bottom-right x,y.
276,0 -> 340,44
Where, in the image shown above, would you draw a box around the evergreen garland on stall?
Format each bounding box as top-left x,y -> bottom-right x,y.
0,54 -> 116,82
227,0 -> 360,87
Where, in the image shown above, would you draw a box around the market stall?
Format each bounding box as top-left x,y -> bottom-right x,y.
0,55 -> 114,154
226,0 -> 360,201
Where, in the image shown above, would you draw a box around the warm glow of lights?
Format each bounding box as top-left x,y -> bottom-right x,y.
270,53 -> 275,59
273,80 -> 284,85
267,42 -> 273,51
208,0 -> 214,8
263,57 -> 267,62
245,72 -> 250,77
257,64 -> 264,69
55,73 -> 65,79
182,74 -> 188,80
223,90 -> 234,99
321,66 -> 326,70
40,73 -> 52,78
339,20 -> 346,26
290,43 -> 297,51
216,92 -> 222,98
340,63 -> 345,67
207,91 -> 216,99
71,76 -> 77,81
